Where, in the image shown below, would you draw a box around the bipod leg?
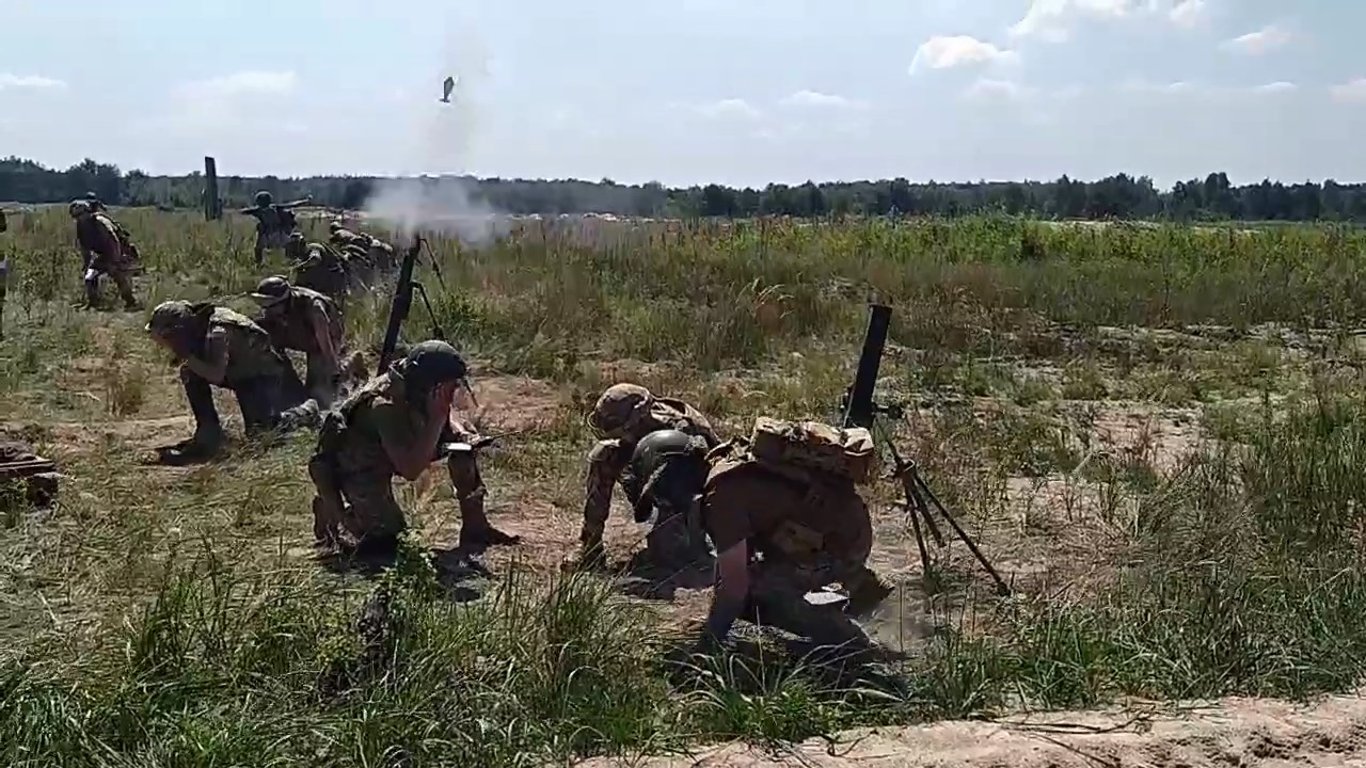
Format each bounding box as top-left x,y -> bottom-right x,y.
896,459 -> 939,591
913,472 -> 1011,597
411,282 -> 448,341
907,467 -> 945,547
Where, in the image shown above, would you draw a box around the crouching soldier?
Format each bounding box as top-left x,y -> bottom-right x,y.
570,383 -> 719,568
285,232 -> 351,305
145,300 -> 318,464
70,199 -> 139,310
632,419 -> 894,655
329,220 -> 396,273
308,340 -> 522,556
249,276 -> 350,408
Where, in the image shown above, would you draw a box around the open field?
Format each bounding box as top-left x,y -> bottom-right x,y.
3,209 -> 1366,766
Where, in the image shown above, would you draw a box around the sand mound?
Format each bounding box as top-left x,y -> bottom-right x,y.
582,691 -> 1366,767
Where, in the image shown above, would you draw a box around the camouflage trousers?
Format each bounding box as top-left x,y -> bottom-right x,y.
745,550 -> 883,653
182,364 -> 309,440
255,230 -> 292,264
84,250 -> 137,308
303,350 -> 341,409
309,451 -> 487,548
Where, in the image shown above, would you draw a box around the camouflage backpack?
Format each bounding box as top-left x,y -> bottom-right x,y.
747,417 -> 877,485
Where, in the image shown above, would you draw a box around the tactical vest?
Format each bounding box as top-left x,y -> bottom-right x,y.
266,288 -> 343,353
315,373 -> 398,477
209,307 -> 291,384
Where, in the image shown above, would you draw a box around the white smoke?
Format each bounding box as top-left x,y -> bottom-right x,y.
362,15 -> 505,247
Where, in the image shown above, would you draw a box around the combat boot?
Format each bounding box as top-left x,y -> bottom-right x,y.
563,526 -> 608,572
456,492 -> 521,549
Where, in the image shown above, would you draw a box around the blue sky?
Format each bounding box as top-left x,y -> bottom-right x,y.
2,0 -> 1362,187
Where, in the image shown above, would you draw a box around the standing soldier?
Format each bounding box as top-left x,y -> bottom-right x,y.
84,192 -> 141,271
308,340 -> 521,555
249,275 -> 350,408
240,190 -> 312,266
569,383 -> 719,568
626,422 -> 893,655
70,199 -> 139,310
285,232 -> 351,304
145,300 -> 317,464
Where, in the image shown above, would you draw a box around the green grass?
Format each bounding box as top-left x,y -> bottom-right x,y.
3,208 -> 1366,764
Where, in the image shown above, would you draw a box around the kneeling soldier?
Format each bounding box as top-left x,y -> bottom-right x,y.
250,276 -> 347,408
308,340 -> 521,555
628,421 -> 893,654
145,300 -> 316,463
574,383 -> 719,567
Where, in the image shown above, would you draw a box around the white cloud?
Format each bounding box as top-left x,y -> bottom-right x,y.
1221,24 -> 1292,55
177,70 -> 298,99
1010,0 -> 1136,42
1330,78 -> 1366,104
1122,77 -> 1196,94
693,98 -> 762,121
778,90 -> 868,110
0,73 -> 67,91
910,36 -> 1017,73
1167,0 -> 1208,29
1252,81 -> 1297,94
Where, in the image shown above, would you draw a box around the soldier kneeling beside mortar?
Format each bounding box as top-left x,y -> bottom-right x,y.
627,418 -> 894,654
308,340 -> 522,557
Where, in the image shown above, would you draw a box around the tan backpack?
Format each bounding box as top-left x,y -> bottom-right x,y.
747,417 -> 877,485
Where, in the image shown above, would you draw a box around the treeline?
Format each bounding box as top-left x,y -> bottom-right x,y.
4,156 -> 1366,222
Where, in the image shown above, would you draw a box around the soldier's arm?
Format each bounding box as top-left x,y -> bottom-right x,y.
583,440 -> 627,520
183,326 -> 229,384
281,197 -> 312,209
308,302 -> 337,362
376,401 -> 449,481
703,540 -> 750,645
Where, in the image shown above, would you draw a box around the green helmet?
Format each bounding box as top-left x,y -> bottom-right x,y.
68,199 -> 91,218
249,276 -> 292,307
398,340 -> 469,393
145,300 -> 195,335
254,190 -> 273,207
624,428 -> 708,521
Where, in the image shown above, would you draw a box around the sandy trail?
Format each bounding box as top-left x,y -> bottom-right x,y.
583,691 -> 1366,767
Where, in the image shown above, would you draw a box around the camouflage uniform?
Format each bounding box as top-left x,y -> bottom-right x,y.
241,191 -> 307,266
71,200 -> 138,309
577,383 -> 718,560
308,344 -> 517,552
146,301 -> 314,455
330,222 -> 395,273
699,444 -> 888,651
252,278 -> 347,407
286,234 -> 350,304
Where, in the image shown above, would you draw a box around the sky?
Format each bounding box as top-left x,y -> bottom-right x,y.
1,0 -> 1363,188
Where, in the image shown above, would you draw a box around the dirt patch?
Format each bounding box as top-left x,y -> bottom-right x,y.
460,374 -> 566,433
581,691 -> 1366,767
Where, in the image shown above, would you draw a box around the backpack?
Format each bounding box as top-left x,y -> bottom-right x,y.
747,417 -> 877,485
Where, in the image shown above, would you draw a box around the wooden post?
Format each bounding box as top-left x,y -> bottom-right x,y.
204,156 -> 221,220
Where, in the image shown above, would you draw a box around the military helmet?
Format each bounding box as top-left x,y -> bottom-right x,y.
254,190 -> 273,207
588,383 -> 654,438
249,276 -> 292,306
398,339 -> 469,391
68,199 -> 91,218
146,300 -> 194,335
629,429 -> 701,479
85,191 -> 99,201
328,220 -> 343,232
625,428 -> 708,521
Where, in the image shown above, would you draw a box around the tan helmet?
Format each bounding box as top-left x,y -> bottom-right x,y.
588,383 -> 654,438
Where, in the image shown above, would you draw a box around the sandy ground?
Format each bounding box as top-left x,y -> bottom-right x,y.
582,691 -> 1366,767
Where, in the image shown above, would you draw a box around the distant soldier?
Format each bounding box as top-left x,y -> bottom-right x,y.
329,220 -> 396,272
249,276 -> 349,408
285,232 -> 351,304
84,192 -> 142,269
70,199 -> 139,310
145,300 -> 317,464
627,425 -> 893,654
240,190 -> 312,266
570,383 -> 719,568
308,340 -> 522,555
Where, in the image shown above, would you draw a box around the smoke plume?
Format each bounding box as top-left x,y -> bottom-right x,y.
362,16 -> 504,247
